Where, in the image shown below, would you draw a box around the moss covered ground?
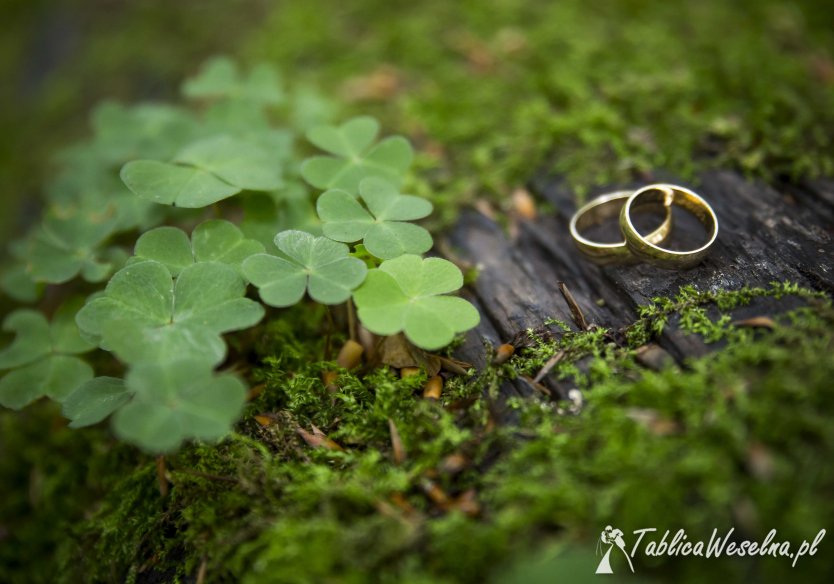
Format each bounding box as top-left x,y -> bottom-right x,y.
2,1 -> 834,582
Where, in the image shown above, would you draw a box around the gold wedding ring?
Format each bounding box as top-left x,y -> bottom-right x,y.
619,184 -> 718,268
570,191 -> 673,264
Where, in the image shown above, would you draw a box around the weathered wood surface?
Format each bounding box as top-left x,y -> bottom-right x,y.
447,171 -> 834,397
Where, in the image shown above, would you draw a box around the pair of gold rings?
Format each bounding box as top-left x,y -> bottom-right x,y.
569,184 -> 718,269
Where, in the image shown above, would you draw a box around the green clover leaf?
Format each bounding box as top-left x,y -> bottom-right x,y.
121,130 -> 289,207
120,160 -> 241,208
111,360 -> 246,453
27,204 -> 121,284
317,177 -> 433,259
243,230 -> 367,307
182,56 -> 283,105
1,262 -> 41,303
131,220 -> 264,276
353,255 -> 480,350
62,377 -> 131,429
76,260 -> 264,366
301,116 -> 413,194
2,240 -> 43,302
90,101 -> 200,163
175,134 -> 284,191
0,301 -> 95,409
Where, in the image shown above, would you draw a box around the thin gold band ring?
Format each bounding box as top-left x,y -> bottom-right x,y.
619,184 -> 718,269
570,191 -> 673,264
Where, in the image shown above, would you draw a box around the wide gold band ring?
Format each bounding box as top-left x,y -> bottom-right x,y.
570,191 -> 673,264
619,184 -> 718,269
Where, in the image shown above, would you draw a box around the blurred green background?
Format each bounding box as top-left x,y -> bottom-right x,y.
3,0 -> 834,246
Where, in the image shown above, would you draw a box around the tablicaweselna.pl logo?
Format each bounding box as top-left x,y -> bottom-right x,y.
595,525 -> 826,574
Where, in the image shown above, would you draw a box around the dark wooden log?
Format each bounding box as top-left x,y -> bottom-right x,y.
447,170 -> 834,384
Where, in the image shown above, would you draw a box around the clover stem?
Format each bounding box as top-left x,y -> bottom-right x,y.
346,298 -> 358,342
156,455 -> 169,498
323,306 -> 335,361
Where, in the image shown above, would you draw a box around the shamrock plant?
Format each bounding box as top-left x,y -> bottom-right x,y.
76,260 -> 265,366
110,360 -> 248,453
301,116 -> 413,193
0,301 -> 94,409
317,178 -> 433,259
121,132 -> 286,207
182,56 -> 284,105
28,205 -> 123,284
130,219 -> 264,275
0,58 -> 479,453
243,231 -> 367,306
353,255 -> 480,350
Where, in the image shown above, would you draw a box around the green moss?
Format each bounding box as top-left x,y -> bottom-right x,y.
247,0 -> 834,203
3,283 -> 829,582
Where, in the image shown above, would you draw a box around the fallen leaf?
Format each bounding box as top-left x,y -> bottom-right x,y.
732,316 -> 777,329
452,488 -> 481,517
297,425 -> 344,451
246,383 -> 265,401
420,478 -> 450,509
439,453 -> 468,475
634,344 -> 674,371
378,333 -> 441,376
388,418 -> 407,464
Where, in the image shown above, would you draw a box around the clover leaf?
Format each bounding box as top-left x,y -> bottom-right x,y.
243,230 -> 367,307
90,101 -> 200,163
121,131 -> 289,207
26,204 -> 121,284
76,260 -> 264,366
182,56 -> 284,105
353,255 -> 480,350
131,220 -> 264,276
317,177 -> 433,259
111,360 -> 246,453
62,377 -> 131,428
120,160 -> 240,208
0,301 -> 95,409
1,262 -> 40,303
2,240 -> 42,302
301,116 -> 413,194
175,134 -> 284,191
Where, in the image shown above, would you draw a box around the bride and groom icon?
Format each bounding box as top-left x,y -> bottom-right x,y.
596,526 -> 635,574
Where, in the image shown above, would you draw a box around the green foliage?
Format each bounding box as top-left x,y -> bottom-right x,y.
3,286 -> 821,584
131,220 -> 264,276
61,377 -> 131,429
0,57 -> 480,453
175,134 -> 284,191
27,205 -> 123,284
243,230 -> 367,306
301,116 -> 414,193
354,254 -> 480,350
0,301 -> 94,410
120,160 -> 242,208
317,177 -> 434,259
241,0 -> 834,204
112,360 -> 247,453
76,260 -> 264,367
182,56 -> 284,105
